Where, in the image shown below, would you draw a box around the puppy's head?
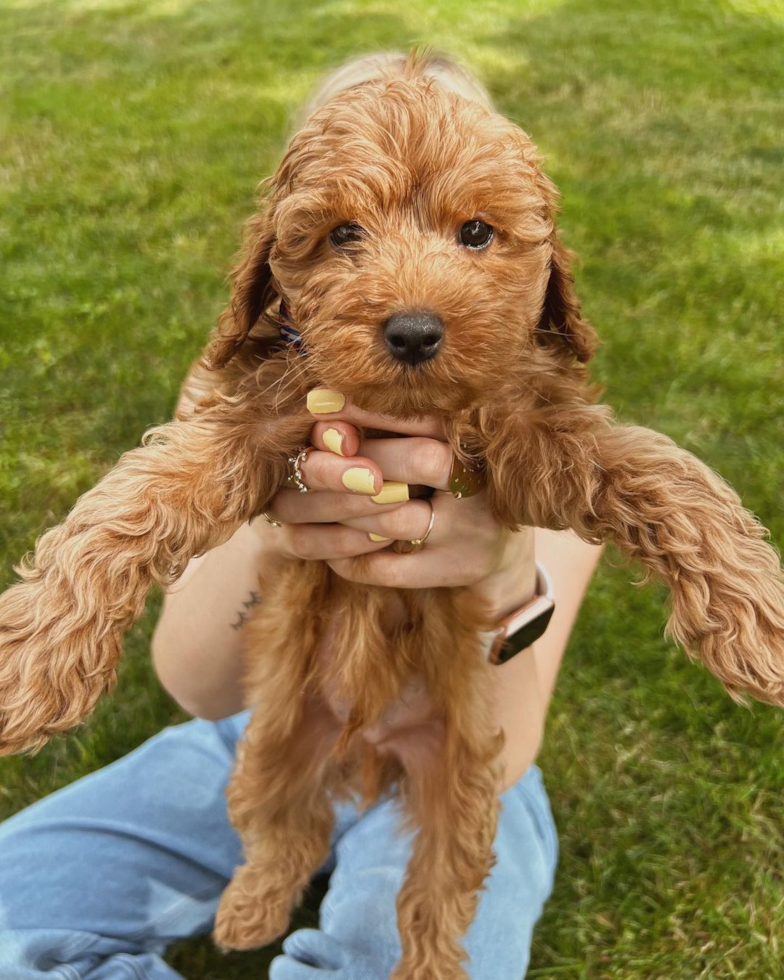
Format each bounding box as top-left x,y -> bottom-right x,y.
207,52 -> 597,416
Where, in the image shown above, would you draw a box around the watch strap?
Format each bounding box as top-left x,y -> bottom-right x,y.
488,561 -> 555,664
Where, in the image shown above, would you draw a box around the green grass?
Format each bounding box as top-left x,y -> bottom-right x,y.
1,0 -> 783,976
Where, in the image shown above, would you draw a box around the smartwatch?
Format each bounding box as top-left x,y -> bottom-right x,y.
488,561 -> 555,664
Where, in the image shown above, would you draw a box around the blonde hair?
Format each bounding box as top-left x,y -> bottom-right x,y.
295,50 -> 494,129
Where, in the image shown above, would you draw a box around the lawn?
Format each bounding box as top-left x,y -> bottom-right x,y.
1,0 -> 783,977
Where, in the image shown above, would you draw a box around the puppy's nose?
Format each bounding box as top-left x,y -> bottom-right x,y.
383,312 -> 443,366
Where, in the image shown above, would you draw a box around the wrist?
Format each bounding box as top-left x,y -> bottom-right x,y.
468,527 -> 537,621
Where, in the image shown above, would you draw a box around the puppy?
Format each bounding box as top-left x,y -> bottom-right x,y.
1,51 -> 782,978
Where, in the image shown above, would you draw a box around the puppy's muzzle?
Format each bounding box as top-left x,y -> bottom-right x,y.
384,311 -> 443,366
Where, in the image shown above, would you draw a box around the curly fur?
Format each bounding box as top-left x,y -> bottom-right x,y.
1,50 -> 782,977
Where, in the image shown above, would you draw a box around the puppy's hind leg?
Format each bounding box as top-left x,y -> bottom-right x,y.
214,561 -> 341,951
392,597 -> 503,980
393,716 -> 502,979
214,699 -> 341,950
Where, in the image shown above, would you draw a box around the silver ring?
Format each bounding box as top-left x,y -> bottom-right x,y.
288,448 -> 310,493
409,500 -> 435,547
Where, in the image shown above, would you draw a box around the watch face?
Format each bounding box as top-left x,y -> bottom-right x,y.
496,605 -> 555,663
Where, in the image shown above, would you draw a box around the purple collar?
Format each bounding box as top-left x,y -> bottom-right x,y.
279,300 -> 308,355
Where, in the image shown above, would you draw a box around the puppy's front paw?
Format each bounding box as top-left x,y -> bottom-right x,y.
213,866 -> 293,951
0,580 -> 120,756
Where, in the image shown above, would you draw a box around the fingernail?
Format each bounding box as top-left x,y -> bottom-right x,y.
323,427 -> 345,456
371,481 -> 409,504
342,467 -> 377,495
307,389 -> 346,414
368,533 -> 392,542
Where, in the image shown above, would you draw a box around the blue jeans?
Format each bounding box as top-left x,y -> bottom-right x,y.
0,711 -> 558,979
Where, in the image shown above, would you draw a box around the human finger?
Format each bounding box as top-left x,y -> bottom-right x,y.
327,547 -> 491,589
275,523 -> 394,562
309,421 -> 362,459
356,437 -> 453,492
342,499 -> 435,542
265,488 -> 409,525
331,492 -> 509,585
293,448 -> 384,496
306,388 -> 445,439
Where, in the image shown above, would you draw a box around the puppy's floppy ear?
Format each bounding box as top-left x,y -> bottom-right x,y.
204,210 -> 278,370
537,233 -> 598,364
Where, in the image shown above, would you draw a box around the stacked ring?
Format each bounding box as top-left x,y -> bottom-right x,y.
287,448 -> 310,493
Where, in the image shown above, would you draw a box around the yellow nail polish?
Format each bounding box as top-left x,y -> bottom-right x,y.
323,427 -> 345,456
368,533 -> 392,542
371,481 -> 409,504
307,389 -> 346,414
342,467 -> 377,495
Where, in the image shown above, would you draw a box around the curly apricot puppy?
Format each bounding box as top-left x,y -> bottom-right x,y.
1,51 -> 782,978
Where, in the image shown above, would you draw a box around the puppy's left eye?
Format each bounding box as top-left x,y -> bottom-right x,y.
329,223 -> 364,248
459,220 -> 494,250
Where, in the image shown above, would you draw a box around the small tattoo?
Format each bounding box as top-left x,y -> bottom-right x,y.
230,591 -> 262,630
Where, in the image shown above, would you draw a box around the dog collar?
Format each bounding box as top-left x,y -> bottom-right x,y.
279,300 -> 308,356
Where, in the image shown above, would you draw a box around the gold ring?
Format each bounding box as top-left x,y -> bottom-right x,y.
449,451 -> 485,499
287,448 -> 310,493
261,512 -> 282,527
409,499 -> 436,547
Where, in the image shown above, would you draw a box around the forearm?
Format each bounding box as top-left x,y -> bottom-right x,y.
494,528 -> 604,790
151,521 -> 267,719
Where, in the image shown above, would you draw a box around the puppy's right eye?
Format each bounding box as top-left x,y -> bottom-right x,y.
329,223 -> 363,248
459,220 -> 494,250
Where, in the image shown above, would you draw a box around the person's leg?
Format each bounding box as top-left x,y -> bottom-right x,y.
0,710 -> 250,980
270,764 -> 558,980
0,707 -> 366,980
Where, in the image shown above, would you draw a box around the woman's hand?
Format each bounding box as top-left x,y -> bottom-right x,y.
155,385 -> 603,783
253,390 -> 537,616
